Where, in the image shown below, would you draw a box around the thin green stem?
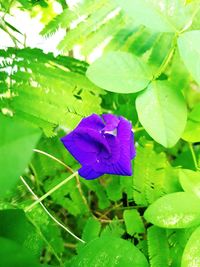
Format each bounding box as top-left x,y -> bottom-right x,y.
20,176 -> 85,243
33,149 -> 71,171
33,149 -> 89,210
25,171 -> 78,212
188,143 -> 199,170
34,149 -> 90,213
132,127 -> 144,133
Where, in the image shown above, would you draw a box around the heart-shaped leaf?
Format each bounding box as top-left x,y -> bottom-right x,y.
86,51 -> 152,93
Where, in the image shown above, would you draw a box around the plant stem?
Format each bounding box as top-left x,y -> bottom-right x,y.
20,176 -> 85,243
33,149 -> 71,171
25,171 -> 78,212
133,127 -> 144,133
33,149 -> 89,210
188,143 -> 199,170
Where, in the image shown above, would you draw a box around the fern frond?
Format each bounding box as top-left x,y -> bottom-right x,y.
133,138 -> 180,206
147,226 -> 170,267
0,47 -> 103,136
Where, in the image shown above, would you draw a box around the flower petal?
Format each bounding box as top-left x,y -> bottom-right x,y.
78,165 -> 104,180
100,134 -> 120,163
102,114 -> 120,132
92,158 -> 132,176
61,132 -> 97,165
130,131 -> 136,159
61,127 -> 110,165
78,114 -> 104,131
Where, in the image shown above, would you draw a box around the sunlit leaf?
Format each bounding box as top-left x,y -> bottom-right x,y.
0,115 -> 41,197
136,81 -> 187,147
144,192 -> 200,228
87,51 -> 152,93
178,30 -> 200,86
181,226 -> 200,267
179,169 -> 200,199
117,0 -> 197,32
69,236 -> 149,267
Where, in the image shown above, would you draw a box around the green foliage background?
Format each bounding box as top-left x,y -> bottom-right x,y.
0,0 -> 200,266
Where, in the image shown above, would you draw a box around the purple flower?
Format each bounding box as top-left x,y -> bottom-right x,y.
61,114 -> 136,180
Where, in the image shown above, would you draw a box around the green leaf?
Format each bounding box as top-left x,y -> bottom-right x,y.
69,236 -> 149,267
144,192 -> 200,228
133,139 -> 181,206
0,209 -> 32,245
0,209 -> 46,266
147,226 -> 170,267
81,217 -> 101,242
0,115 -> 41,197
181,226 -> 200,267
106,176 -> 123,202
82,179 -> 110,209
182,121 -> 200,142
136,81 -> 187,147
0,237 -> 40,267
117,0 -> 197,32
179,169 -> 200,198
101,219 -> 125,239
44,173 -> 88,216
168,228 -> 195,267
182,103 -> 200,142
86,51 -> 152,93
123,209 -> 145,236
189,103 -> 200,121
77,217 -> 101,253
178,30 -> 200,86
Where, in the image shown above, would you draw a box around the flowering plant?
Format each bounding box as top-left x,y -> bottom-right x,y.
61,114 -> 136,179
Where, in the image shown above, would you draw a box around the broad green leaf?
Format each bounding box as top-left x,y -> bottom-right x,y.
69,236 -> 149,267
178,30 -> 200,86
0,237 -> 40,267
117,0 -> 197,32
0,237 -> 50,267
0,209 -> 45,266
181,226 -> 200,267
136,81 -> 187,147
179,169 -> 200,198
123,210 -> 145,235
0,209 -> 33,245
0,115 -> 41,197
144,192 -> 200,228
0,209 -> 43,257
86,51 -> 152,93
